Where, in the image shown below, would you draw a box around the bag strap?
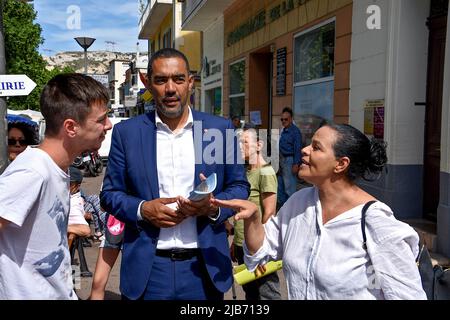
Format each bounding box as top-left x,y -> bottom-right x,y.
361,200 -> 377,250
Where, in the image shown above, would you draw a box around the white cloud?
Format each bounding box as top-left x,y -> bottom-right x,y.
35,2 -> 71,30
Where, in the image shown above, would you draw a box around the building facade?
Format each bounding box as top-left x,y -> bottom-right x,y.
223,0 -> 352,136
350,0 -> 450,256
120,53 -> 149,117
108,59 -> 130,117
181,0 -> 234,116
141,0 -> 450,257
221,0 -> 450,255
138,0 -> 202,109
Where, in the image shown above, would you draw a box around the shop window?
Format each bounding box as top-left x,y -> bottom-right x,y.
293,19 -> 335,145
229,59 -> 245,117
205,87 -> 222,115
213,87 -> 222,116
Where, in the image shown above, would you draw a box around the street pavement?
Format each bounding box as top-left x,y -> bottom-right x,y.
76,166 -> 288,300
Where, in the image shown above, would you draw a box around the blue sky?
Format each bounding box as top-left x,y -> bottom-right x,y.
35,0 -> 144,55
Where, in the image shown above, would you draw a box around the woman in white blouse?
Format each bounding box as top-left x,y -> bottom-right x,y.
213,124 -> 426,300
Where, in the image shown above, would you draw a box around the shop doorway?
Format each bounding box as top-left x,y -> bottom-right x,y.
205,87 -> 222,115
249,47 -> 273,130
423,0 -> 448,220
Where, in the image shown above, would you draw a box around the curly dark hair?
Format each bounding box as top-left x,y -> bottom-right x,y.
8,122 -> 38,145
326,124 -> 387,181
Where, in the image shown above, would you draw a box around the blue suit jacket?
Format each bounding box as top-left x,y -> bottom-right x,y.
100,110 -> 250,299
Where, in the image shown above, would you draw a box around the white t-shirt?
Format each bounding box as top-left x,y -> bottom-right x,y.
69,192 -> 88,226
0,147 -> 76,300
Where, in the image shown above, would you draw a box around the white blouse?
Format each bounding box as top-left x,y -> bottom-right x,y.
244,187 -> 427,300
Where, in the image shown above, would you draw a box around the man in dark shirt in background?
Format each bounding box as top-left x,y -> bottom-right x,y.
277,107 -> 302,208
232,115 -> 241,130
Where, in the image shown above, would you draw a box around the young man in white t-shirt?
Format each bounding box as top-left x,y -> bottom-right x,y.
0,73 -> 112,300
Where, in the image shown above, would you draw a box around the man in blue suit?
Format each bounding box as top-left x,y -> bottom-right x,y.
100,48 -> 249,300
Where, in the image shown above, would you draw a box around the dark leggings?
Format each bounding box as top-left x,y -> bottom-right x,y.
233,244 -> 281,300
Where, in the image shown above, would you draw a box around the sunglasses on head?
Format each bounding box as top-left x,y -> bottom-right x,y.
8,139 -> 27,146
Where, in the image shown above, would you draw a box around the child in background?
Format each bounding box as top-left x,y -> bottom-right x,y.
89,213 -> 124,300
68,166 -> 90,238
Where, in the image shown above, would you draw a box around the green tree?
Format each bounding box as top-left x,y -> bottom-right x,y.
3,0 -> 71,111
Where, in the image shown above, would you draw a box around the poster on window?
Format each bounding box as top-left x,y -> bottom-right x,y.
364,99 -> 384,140
250,111 -> 262,126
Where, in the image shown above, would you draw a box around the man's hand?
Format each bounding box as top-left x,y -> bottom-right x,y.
224,220 -> 234,236
230,241 -> 236,263
141,197 -> 184,228
291,164 -> 299,175
84,212 -> 93,221
177,173 -> 219,218
177,194 -> 219,218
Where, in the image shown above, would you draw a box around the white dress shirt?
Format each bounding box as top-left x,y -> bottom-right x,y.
244,187 -> 427,300
154,108 -> 197,249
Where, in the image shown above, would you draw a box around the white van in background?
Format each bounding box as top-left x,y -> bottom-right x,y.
99,115 -> 129,161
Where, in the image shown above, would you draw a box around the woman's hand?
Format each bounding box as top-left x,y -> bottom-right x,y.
254,264 -> 267,277
212,198 -> 265,255
211,199 -> 259,221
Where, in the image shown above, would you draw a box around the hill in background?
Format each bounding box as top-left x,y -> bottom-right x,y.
43,51 -> 148,74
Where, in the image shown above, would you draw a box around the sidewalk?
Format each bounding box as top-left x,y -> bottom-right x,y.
74,239 -> 121,300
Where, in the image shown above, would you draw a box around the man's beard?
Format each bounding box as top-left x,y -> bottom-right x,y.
157,100 -> 185,119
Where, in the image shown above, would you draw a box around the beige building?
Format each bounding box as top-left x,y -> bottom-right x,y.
108,59 -> 130,117
138,0 -> 203,109
222,0 -> 352,138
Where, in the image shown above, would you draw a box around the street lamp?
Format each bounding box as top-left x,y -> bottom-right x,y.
74,37 -> 96,75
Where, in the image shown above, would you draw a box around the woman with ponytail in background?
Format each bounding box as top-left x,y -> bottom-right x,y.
213,124 -> 426,300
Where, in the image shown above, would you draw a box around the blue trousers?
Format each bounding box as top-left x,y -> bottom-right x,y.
130,254 -> 223,300
277,155 -> 298,207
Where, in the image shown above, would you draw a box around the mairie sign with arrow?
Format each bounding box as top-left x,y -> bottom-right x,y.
0,74 -> 36,97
